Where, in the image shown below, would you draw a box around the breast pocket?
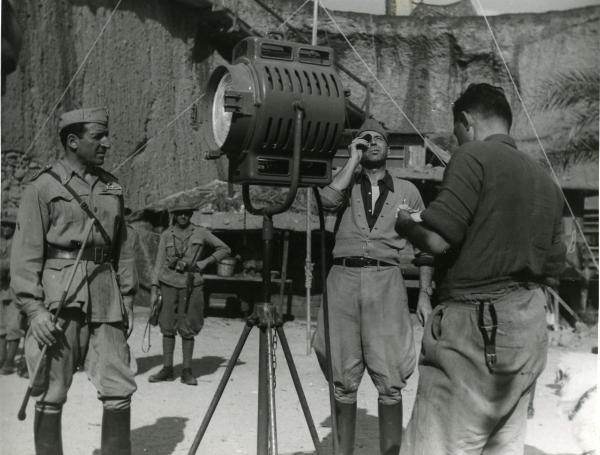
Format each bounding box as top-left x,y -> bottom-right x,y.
48,192 -> 80,224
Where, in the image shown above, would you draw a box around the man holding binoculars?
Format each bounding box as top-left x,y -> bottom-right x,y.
149,204 -> 230,385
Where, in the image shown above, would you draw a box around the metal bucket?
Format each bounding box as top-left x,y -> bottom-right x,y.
217,257 -> 236,277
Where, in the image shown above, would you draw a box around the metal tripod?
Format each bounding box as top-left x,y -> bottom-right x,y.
188,105 -> 330,455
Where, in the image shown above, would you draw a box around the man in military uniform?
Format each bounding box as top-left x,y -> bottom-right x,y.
149,204 -> 230,385
0,209 -> 24,375
11,107 -> 138,455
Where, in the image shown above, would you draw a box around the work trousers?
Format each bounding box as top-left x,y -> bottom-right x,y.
401,286 -> 548,455
25,308 -> 136,410
158,284 -> 204,338
314,264 -> 415,405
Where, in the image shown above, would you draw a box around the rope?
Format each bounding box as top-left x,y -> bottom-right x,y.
277,0 -> 312,30
471,0 -> 598,272
21,0 -> 124,163
319,4 -> 448,166
111,92 -> 205,173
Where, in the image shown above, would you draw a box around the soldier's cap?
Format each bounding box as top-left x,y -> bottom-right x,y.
58,107 -> 109,132
1,210 -> 17,225
356,117 -> 388,143
168,202 -> 196,213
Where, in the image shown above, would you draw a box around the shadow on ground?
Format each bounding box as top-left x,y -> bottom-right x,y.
136,355 -> 243,377
92,416 -> 188,455
524,446 -> 579,455
284,408 -> 378,455
283,415 -> 582,455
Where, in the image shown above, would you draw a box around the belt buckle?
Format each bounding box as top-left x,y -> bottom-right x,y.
93,246 -> 108,264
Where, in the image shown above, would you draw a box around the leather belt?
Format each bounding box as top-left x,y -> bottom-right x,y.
46,245 -> 113,264
333,257 -> 396,268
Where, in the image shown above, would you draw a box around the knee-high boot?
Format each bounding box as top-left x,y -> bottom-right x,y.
378,401 -> 403,455
181,337 -> 197,385
101,407 -> 131,455
34,402 -> 63,455
335,400 -> 357,455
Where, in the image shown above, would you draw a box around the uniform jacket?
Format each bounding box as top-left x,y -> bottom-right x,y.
10,159 -> 138,323
152,224 -> 230,289
321,172 -> 430,266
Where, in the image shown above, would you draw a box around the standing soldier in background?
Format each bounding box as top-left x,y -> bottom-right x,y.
149,204 -> 230,386
0,209 -> 24,375
11,108 -> 138,455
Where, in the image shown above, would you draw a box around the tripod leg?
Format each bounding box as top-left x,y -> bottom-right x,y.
187,323 -> 253,455
276,326 -> 322,454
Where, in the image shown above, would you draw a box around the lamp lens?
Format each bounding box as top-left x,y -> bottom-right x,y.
212,72 -> 233,148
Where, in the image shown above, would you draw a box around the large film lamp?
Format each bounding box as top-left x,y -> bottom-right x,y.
203,37 -> 347,186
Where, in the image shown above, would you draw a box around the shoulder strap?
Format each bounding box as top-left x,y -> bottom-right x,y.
45,170 -> 113,247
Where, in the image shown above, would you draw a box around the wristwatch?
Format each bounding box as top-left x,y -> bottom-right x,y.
419,286 -> 434,297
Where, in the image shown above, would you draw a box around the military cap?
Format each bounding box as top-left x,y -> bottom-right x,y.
356,117 -> 388,143
58,107 -> 109,132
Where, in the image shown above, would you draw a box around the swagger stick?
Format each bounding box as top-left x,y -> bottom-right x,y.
18,218 -> 95,421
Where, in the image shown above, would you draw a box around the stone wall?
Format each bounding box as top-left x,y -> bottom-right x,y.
2,0 -> 598,210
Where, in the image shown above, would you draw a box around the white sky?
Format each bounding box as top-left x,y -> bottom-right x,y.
320,0 -> 600,15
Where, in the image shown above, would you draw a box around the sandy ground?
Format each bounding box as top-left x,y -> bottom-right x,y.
0,304 -> 597,455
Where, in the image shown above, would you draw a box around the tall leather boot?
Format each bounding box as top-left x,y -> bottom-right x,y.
34,402 -> 63,455
378,401 -> 403,455
101,407 -> 131,455
334,400 -> 357,455
1,339 -> 19,374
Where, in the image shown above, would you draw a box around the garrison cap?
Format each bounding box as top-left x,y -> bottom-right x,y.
168,202 -> 197,213
356,117 -> 388,143
58,107 -> 109,132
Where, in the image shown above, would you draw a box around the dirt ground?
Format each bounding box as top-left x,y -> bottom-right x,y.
0,303 -> 597,455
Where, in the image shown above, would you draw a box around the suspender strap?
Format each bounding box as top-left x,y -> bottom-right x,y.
46,170 -> 114,247
478,301 -> 498,373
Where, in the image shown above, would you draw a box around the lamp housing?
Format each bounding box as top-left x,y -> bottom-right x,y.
203,37 -> 347,186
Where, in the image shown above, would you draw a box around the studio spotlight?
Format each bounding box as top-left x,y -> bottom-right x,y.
203,37 -> 348,186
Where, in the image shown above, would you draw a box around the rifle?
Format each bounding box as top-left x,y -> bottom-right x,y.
18,218 -> 95,421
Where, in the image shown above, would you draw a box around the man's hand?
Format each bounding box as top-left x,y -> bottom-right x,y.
416,292 -> 432,327
395,207 -> 415,235
29,309 -> 58,346
150,285 -> 160,307
348,137 -> 366,165
195,259 -> 210,273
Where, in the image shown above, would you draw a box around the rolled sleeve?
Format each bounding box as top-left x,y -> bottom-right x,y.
319,185 -> 346,211
10,184 -> 48,318
204,230 -> 231,262
421,149 -> 483,246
